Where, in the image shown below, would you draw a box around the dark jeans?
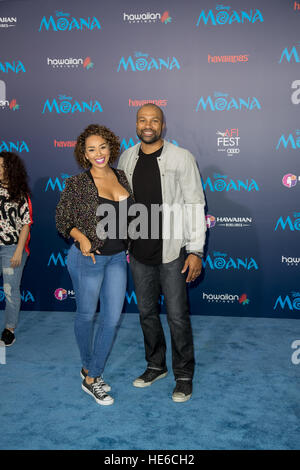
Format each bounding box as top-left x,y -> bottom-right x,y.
130,250 -> 195,381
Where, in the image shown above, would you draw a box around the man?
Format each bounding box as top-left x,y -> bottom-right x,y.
118,104 -> 206,402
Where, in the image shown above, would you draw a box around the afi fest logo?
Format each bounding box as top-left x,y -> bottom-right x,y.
202,173 -> 259,192
39,11 -> 101,31
123,10 -> 171,24
196,4 -> 264,26
117,52 -> 180,72
196,92 -> 261,111
0,81 -> 19,110
217,128 -> 240,155
42,95 -> 103,114
47,56 -> 94,70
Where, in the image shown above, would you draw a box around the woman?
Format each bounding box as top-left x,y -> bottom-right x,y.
0,152 -> 32,346
56,124 -> 134,406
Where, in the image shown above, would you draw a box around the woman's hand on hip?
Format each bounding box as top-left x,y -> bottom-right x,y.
79,236 -> 96,264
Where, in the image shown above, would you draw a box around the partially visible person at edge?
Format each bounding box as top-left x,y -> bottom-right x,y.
56,124 -> 134,406
0,152 -> 33,347
118,104 -> 206,403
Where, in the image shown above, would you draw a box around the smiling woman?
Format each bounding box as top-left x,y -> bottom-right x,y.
56,123 -> 135,406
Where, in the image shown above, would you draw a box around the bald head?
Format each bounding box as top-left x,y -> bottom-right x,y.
136,103 -> 164,123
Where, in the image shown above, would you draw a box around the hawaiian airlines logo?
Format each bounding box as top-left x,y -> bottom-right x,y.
206,215 -> 216,228
9,99 -> 19,111
279,43 -> 300,63
208,54 -> 249,64
117,52 -> 180,72
54,140 -> 76,149
123,10 -> 171,24
217,128 -> 240,155
294,1 -> 300,10
128,99 -> 167,107
47,57 -> 94,70
202,252 -> 258,270
276,130 -> 300,150
54,288 -> 75,301
206,214 -> 252,228
0,60 -> 26,74
0,81 -> 19,110
196,92 -> 260,111
282,174 -> 299,188
39,11 -> 101,31
274,292 -> 300,311
0,17 -> 17,28
45,174 -> 71,192
202,174 -> 259,192
42,95 -> 103,114
196,5 -> 263,27
275,213 -> 300,231
202,292 -> 250,305
282,256 -> 300,267
0,140 -> 29,153
0,99 -> 19,111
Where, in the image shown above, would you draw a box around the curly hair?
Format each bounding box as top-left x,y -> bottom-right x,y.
0,151 -> 31,202
74,124 -> 120,169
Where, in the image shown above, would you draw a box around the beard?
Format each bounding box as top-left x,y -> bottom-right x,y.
136,128 -> 162,145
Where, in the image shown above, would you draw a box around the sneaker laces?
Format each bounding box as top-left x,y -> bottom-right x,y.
97,376 -> 108,388
91,381 -> 108,399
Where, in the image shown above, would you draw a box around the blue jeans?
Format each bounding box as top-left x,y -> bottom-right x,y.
0,244 -> 27,329
67,244 -> 127,378
129,250 -> 195,381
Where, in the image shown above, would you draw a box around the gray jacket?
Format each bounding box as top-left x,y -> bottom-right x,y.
118,140 -> 206,264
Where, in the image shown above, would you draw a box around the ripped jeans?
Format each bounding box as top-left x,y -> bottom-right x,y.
0,245 -> 27,330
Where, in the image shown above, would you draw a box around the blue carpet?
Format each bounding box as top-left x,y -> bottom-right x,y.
0,311 -> 300,450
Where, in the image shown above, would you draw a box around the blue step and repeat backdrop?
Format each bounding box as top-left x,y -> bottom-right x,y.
0,0 -> 299,318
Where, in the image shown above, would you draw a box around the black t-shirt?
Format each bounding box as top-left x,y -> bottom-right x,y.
131,146 -> 163,265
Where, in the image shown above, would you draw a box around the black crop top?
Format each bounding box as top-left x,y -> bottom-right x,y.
97,195 -> 134,255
